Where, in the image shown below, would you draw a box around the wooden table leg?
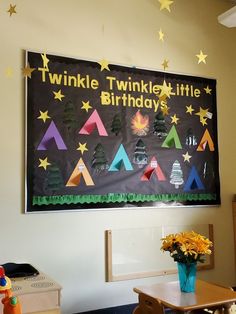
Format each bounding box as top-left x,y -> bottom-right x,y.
223,304 -> 233,314
137,293 -> 165,314
133,305 -> 142,314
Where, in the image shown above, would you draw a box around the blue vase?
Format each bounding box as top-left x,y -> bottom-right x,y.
177,262 -> 197,293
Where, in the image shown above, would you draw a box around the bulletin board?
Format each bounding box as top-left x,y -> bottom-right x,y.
105,224 -> 214,282
25,51 -> 220,212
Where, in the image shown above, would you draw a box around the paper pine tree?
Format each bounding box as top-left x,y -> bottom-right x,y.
170,160 -> 184,189
133,139 -> 148,168
45,164 -> 64,192
153,111 -> 167,138
91,143 -> 109,172
185,128 -> 197,146
111,114 -> 122,136
63,101 -> 78,131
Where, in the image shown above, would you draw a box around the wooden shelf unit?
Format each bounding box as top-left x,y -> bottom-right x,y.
0,271 -> 61,314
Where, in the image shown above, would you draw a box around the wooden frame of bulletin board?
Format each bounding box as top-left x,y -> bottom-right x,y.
105,224 -> 214,282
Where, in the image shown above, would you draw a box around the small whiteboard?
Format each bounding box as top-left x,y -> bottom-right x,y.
105,224 -> 214,282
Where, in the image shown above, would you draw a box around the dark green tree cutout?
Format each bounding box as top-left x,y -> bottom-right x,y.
170,160 -> 184,189
63,101 -> 78,131
153,111 -> 167,138
45,164 -> 64,192
111,114 -> 122,136
133,139 -> 148,168
92,143 -> 109,172
185,128 -> 197,147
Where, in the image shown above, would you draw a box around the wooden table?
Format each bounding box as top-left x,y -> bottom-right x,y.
133,280 -> 236,314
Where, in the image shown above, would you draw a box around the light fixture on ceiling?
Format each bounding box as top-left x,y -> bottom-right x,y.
218,5 -> 236,27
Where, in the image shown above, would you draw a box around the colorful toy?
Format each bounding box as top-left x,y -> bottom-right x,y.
0,266 -> 21,314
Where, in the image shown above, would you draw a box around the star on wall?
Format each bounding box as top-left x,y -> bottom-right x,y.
195,107 -> 209,121
204,86 -> 212,94
171,114 -> 179,124
53,89 -> 65,101
162,59 -> 169,70
7,4 -> 16,16
186,105 -> 194,115
161,105 -> 170,116
158,80 -> 173,99
5,67 -> 13,78
38,157 -> 51,170
41,53 -> 50,69
158,29 -> 164,42
196,50 -> 207,64
158,0 -> 174,12
77,142 -> 88,155
37,110 -> 51,123
182,152 -> 192,163
200,117 -> 208,126
22,63 -> 35,78
81,101 -> 92,112
98,59 -> 110,71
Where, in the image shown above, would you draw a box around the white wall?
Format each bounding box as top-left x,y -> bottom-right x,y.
1,0 -> 236,313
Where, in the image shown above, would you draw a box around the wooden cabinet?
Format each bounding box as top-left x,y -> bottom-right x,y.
0,271 -> 61,314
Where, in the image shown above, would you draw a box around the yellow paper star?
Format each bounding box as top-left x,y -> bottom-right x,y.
196,50 -> 207,64
41,53 -> 50,69
53,89 -> 65,101
81,101 -> 92,112
162,59 -> 169,70
161,105 -> 170,116
200,117 -> 208,126
195,107 -> 209,121
158,0 -> 174,12
38,157 -> 51,170
158,80 -> 173,99
5,67 -> 13,78
182,152 -> 192,163
77,142 -> 88,155
22,63 -> 36,78
7,4 -> 16,16
171,114 -> 179,124
186,105 -> 194,115
98,59 -> 110,71
204,86 -> 212,94
37,110 -> 51,123
158,29 -> 164,42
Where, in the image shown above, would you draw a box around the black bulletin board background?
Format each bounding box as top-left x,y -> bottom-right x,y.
25,51 -> 220,212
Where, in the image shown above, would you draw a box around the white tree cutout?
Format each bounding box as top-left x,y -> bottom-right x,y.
170,160 -> 184,189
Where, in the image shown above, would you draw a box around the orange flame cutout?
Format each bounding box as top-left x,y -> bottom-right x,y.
131,111 -> 149,136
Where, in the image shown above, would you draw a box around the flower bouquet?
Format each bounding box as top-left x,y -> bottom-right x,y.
160,230 -> 212,292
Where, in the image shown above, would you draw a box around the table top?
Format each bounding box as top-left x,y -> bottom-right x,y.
133,280 -> 236,311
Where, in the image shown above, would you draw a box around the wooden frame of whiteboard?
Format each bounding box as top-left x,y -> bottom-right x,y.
105,224 -> 214,282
